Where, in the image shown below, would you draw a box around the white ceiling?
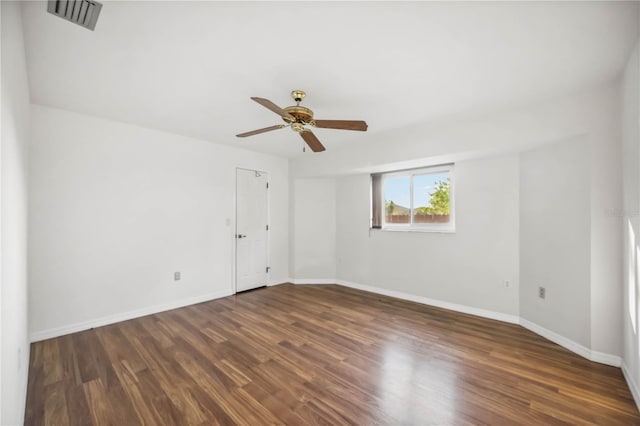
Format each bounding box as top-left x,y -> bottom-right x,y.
21,1 -> 639,157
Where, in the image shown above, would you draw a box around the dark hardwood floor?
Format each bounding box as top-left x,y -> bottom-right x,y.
25,284 -> 640,425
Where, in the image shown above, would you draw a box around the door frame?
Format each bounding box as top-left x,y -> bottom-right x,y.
233,167 -> 270,294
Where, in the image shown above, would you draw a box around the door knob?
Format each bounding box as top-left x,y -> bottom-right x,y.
237,234 -> 247,239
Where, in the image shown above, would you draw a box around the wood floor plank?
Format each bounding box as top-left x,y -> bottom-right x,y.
43,381 -> 69,426
25,347 -> 46,425
82,379 -> 115,426
111,361 -> 160,425
41,339 -> 63,386
64,384 -> 92,426
135,369 -> 184,426
25,284 -> 640,425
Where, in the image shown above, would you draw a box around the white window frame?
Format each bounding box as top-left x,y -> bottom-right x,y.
380,164 -> 455,233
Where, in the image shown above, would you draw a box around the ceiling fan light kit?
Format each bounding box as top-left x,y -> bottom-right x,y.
236,90 -> 368,152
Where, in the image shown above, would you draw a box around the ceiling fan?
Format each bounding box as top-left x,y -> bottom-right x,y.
236,90 -> 368,152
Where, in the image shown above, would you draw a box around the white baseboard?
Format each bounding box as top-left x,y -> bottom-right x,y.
520,318 -> 622,367
29,289 -> 233,342
519,318 -> 620,367
622,361 -> 640,410
288,278 -> 622,368
519,318 -> 592,360
336,279 -> 520,324
290,278 -> 336,285
590,349 -> 623,367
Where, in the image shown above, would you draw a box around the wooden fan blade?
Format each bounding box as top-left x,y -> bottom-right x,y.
313,120 -> 368,131
236,124 -> 285,138
300,130 -> 326,152
251,97 -> 294,120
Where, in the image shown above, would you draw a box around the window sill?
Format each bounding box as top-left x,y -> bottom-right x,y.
372,226 -> 456,234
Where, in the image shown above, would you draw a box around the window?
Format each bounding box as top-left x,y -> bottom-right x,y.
371,164 -> 454,232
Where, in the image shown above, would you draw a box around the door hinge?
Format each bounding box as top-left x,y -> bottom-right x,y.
266,224 -> 269,231
266,182 -> 269,189
266,266 -> 271,273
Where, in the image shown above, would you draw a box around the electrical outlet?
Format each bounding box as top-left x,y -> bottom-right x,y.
174,272 -> 181,281
538,286 -> 546,299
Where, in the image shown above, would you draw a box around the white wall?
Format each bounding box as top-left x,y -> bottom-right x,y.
292,178 -> 336,280
590,80 -> 624,357
290,84 -> 624,361
333,155 -> 520,317
28,105 -> 289,340
622,41 -> 640,404
519,137 -> 591,347
1,1 -> 31,424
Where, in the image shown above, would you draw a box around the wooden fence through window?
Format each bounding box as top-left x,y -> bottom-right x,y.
385,214 -> 450,224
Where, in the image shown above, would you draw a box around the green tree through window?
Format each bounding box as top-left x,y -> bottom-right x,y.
423,179 -> 450,215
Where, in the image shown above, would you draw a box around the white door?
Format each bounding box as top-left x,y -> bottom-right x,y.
236,168 -> 268,292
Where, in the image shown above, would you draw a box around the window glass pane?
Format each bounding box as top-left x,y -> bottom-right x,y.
413,172 -> 451,224
384,176 -> 410,224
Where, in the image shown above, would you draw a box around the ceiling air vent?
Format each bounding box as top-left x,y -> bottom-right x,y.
47,0 -> 102,31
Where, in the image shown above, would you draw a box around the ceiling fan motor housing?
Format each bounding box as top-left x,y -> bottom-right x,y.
283,106 -> 314,125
